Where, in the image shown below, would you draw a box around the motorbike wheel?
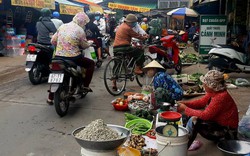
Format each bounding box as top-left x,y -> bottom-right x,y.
193,40 -> 199,52
54,84 -> 70,117
175,56 -> 182,74
28,63 -> 42,85
136,55 -> 153,87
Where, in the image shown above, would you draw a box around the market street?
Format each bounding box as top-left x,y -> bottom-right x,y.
0,49 -> 250,156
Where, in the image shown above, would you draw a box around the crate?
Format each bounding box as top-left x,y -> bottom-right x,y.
172,74 -> 188,84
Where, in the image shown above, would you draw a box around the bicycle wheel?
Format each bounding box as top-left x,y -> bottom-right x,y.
104,58 -> 127,96
136,55 -> 153,87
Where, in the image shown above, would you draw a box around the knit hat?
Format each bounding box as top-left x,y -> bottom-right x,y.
124,14 -> 138,23
200,70 -> 227,92
143,60 -> 165,70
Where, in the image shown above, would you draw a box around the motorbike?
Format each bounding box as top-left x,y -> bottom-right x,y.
148,35 -> 182,74
192,32 -> 199,52
208,43 -> 250,73
100,34 -> 111,59
25,43 -> 53,85
48,57 -> 90,117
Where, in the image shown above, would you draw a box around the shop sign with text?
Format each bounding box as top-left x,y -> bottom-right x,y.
11,0 -> 55,9
199,15 -> 227,54
108,2 -> 150,12
60,4 -> 83,15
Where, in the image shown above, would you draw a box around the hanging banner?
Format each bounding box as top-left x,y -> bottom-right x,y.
199,15 -> 227,54
108,2 -> 150,13
60,4 -> 83,15
11,0 -> 55,9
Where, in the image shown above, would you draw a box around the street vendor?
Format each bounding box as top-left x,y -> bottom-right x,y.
177,70 -> 239,150
143,60 -> 183,107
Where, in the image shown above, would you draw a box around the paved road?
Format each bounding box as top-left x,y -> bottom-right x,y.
0,49 -> 249,156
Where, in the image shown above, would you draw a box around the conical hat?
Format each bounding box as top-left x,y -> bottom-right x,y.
179,30 -> 185,35
143,60 -> 164,69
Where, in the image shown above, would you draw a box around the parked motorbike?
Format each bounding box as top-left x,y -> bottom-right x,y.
192,32 -> 199,52
25,43 -> 53,85
48,57 -> 90,117
148,35 -> 182,74
208,43 -> 250,73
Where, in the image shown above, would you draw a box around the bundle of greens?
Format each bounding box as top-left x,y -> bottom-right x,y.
180,53 -> 199,64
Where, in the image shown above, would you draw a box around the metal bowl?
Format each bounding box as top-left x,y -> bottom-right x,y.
72,124 -> 130,151
217,140 -> 250,156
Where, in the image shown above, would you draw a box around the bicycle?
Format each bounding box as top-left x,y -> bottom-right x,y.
103,51 -> 153,96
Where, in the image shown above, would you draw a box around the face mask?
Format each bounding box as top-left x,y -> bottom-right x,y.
95,16 -> 100,20
131,22 -> 137,28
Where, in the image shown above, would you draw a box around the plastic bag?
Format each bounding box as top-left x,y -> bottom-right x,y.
235,78 -> 250,86
238,115 -> 250,139
83,46 -> 97,62
117,147 -> 141,156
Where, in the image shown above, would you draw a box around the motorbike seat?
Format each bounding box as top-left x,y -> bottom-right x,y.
52,57 -> 77,67
218,44 -> 245,53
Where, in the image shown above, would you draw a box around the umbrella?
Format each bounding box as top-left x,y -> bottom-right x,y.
167,7 -> 199,17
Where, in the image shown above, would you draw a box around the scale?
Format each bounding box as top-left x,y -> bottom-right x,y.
81,147 -> 118,156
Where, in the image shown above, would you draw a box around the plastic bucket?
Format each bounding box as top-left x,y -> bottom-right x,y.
156,126 -> 189,156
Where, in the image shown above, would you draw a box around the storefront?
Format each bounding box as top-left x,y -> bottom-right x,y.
0,0 -> 85,56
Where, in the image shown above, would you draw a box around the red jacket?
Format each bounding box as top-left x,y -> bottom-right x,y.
181,32 -> 188,42
183,90 -> 239,129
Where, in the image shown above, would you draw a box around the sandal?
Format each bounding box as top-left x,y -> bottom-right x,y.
188,140 -> 202,151
46,99 -> 53,105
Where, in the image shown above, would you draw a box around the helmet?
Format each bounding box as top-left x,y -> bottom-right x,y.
52,11 -> 60,18
95,11 -> 102,15
40,8 -> 51,17
124,14 -> 137,23
143,17 -> 147,22
87,13 -> 95,21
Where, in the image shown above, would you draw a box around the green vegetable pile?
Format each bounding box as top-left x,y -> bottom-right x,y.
125,111 -> 154,122
188,72 -> 204,84
180,53 -> 199,64
125,119 -> 152,135
135,110 -> 154,121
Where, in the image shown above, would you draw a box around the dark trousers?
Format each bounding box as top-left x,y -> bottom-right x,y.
113,45 -> 145,66
57,55 -> 95,87
186,117 -> 238,148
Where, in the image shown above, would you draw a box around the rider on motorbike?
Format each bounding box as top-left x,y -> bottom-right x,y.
85,13 -> 103,61
51,11 -> 64,30
47,12 -> 95,105
36,8 -> 57,46
113,14 -> 148,75
36,8 -> 57,59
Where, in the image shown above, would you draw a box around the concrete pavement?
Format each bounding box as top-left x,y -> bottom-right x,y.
0,48 -> 250,155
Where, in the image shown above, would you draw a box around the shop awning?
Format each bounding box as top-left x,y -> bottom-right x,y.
113,0 -> 157,9
55,0 -> 84,15
73,0 -> 104,13
10,0 -> 55,9
108,2 -> 151,13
